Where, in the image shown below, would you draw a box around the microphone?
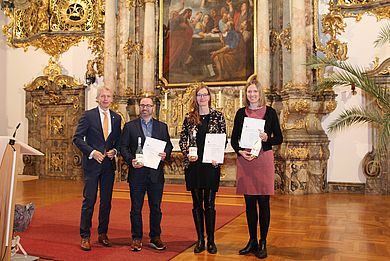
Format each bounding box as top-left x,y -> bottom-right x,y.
9,123 -> 21,146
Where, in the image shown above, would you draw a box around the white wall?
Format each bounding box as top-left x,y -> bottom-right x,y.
323,15 -> 390,183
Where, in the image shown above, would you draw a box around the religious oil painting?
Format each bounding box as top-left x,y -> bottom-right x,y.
159,0 -> 257,87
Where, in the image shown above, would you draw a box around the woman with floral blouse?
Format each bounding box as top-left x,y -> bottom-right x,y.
179,83 -> 226,254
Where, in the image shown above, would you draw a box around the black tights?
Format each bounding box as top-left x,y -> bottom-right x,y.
244,195 -> 270,241
191,189 -> 216,212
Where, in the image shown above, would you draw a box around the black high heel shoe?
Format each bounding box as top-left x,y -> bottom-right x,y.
207,240 -> 217,254
239,238 -> 258,255
194,239 -> 205,253
256,239 -> 267,259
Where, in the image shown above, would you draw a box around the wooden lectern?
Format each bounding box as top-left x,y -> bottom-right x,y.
0,136 -> 43,261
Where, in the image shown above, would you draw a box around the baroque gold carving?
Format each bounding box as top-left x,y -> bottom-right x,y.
49,152 -> 64,172
124,38 -> 143,59
270,24 -> 291,53
50,116 -> 65,135
318,2 -> 348,60
337,0 -> 390,21
324,100 -> 337,112
87,36 -> 104,77
291,99 -> 310,113
2,0 -> 103,57
287,147 -> 310,160
127,0 -> 145,8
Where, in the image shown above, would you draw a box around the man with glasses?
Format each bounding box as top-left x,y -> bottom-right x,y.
120,97 -> 173,252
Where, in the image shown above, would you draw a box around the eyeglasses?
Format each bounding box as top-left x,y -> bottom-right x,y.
196,93 -> 209,98
140,104 -> 153,108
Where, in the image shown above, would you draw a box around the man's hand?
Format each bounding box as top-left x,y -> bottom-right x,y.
159,152 -> 167,161
105,149 -> 116,159
132,159 -> 144,168
92,151 -> 105,163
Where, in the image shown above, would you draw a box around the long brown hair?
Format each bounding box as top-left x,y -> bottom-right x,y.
188,82 -> 211,126
244,78 -> 266,107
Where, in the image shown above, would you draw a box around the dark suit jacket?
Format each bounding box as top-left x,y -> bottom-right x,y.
73,107 -> 122,174
120,117 -> 173,184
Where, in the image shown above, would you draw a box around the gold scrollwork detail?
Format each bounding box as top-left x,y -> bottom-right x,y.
270,24 -> 291,53
336,1 -> 390,21
284,119 -> 306,130
44,57 -> 63,81
87,36 -> 104,77
318,2 -> 348,60
324,100 -> 337,113
32,35 -> 83,57
49,152 -> 64,172
288,147 -> 309,160
50,116 -> 65,135
291,99 -> 310,113
127,0 -> 145,8
124,38 -> 143,59
2,0 -> 102,57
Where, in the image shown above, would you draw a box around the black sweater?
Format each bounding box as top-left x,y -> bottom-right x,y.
231,106 -> 283,155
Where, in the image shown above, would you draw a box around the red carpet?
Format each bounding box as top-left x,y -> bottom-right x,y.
115,182 -> 238,195
16,197 -> 243,260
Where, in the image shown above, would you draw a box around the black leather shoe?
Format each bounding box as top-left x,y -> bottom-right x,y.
194,239 -> 205,253
207,241 -> 217,254
239,238 -> 258,255
256,240 -> 267,259
98,233 -> 112,247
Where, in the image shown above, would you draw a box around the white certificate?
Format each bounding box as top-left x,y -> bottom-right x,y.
202,133 -> 226,164
239,117 -> 265,149
143,137 -> 167,170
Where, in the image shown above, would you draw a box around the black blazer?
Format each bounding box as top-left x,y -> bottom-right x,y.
73,107 -> 122,173
231,106 -> 283,155
120,118 -> 173,184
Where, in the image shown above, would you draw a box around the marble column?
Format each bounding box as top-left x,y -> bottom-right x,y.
104,0 -> 117,92
257,0 -> 271,92
117,0 -> 130,96
142,0 -> 156,96
290,0 -> 306,88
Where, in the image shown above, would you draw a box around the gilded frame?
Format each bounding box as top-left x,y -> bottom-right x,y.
159,0 -> 257,87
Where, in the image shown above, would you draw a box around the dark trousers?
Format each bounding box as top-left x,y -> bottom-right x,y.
244,195 -> 270,241
80,160 -> 115,238
129,177 -> 164,240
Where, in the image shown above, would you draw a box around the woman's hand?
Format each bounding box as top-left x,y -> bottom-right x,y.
239,150 -> 254,161
188,155 -> 198,162
260,131 -> 268,142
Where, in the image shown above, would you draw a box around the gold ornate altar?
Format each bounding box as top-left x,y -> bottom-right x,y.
23,58 -> 86,180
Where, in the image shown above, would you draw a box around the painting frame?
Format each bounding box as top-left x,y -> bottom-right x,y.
159,0 -> 258,88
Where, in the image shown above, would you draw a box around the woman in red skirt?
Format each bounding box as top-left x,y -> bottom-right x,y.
231,78 -> 283,258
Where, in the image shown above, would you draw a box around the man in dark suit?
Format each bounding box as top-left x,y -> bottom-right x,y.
120,97 -> 173,252
73,86 -> 122,251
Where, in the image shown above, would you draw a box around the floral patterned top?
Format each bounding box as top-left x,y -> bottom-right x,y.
179,108 -> 227,168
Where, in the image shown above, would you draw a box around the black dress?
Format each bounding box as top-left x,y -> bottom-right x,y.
184,114 -> 221,192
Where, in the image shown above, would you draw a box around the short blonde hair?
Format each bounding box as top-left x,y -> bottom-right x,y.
96,86 -> 113,99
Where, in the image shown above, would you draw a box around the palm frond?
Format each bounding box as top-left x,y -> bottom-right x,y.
327,107 -> 383,133
309,56 -> 390,112
374,22 -> 390,47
